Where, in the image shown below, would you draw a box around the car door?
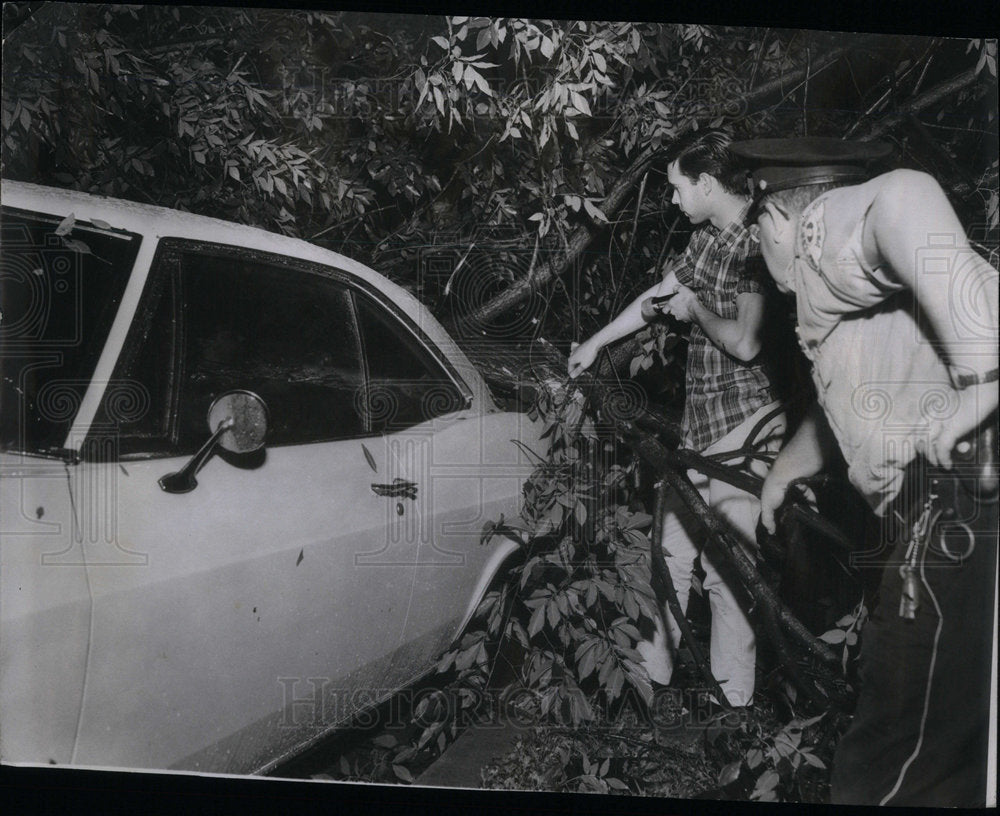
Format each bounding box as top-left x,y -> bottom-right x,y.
351,297 -> 544,666
69,240 -> 470,773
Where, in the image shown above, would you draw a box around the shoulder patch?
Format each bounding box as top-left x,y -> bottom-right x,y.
798,200 -> 826,272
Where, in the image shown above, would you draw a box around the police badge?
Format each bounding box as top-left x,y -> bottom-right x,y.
799,200 -> 826,272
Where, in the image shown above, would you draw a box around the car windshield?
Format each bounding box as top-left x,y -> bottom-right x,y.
0,208 -> 140,455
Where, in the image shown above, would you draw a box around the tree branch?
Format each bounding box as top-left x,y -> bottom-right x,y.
863,67 -> 981,140
451,38 -> 874,332
505,342 -> 843,671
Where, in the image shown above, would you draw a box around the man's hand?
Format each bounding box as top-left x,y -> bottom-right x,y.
568,338 -> 601,378
758,405 -> 832,535
919,382 -> 999,469
662,284 -> 699,323
760,471 -> 791,535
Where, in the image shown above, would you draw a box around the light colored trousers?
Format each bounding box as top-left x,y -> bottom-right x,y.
638,401 -> 785,706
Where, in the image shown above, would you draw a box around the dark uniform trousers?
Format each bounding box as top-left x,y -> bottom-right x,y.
831,422 -> 998,807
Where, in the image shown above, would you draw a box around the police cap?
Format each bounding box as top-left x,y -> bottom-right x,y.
731,136 -> 893,197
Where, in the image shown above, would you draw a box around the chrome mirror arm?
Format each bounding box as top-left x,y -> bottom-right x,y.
158,417 -> 235,494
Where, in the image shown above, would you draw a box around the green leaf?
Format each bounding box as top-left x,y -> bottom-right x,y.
754,769 -> 780,795
361,443 -> 378,472
790,712 -> 826,729
578,644 -> 597,679
528,603 -> 546,637
719,760 -> 741,787
774,731 -> 800,757
606,665 -> 625,701
570,91 -> 591,116
61,238 -> 92,255
54,213 -> 75,236
394,746 -> 418,764
392,764 -> 414,783
583,199 -> 608,223
545,599 -> 561,628
623,512 -> 652,530
819,629 -> 847,644
372,733 -> 397,748
624,664 -> 653,705
805,751 -> 827,769
436,650 -> 456,673
623,591 -> 639,621
455,642 -> 480,670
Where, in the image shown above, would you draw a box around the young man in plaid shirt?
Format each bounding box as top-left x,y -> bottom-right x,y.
569,129 -> 784,708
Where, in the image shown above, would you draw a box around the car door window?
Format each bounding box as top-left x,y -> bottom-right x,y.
102,243 -> 366,457
178,249 -> 366,449
354,292 -> 465,433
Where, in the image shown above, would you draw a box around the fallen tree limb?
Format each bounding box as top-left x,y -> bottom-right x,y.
447,144 -> 661,331
641,448 -> 839,667
749,40 -> 865,109
863,67 -> 980,140
515,340 -> 841,669
450,39 -> 877,332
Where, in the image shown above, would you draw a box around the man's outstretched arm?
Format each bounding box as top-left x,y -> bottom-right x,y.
568,268 -> 680,378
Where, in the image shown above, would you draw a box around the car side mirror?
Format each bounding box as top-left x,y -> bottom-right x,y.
158,390 -> 269,494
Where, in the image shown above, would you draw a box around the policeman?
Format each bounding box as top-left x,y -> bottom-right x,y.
731,136 -> 999,807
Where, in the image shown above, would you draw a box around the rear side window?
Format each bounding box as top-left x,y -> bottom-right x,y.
0,209 -> 139,455
355,293 -> 465,432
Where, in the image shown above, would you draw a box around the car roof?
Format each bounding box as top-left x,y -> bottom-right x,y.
1,180 -> 486,395
3,179 -> 383,283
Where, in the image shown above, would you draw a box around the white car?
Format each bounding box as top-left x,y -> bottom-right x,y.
0,181 -> 542,774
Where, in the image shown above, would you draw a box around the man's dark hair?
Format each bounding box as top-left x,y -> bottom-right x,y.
666,129 -> 745,196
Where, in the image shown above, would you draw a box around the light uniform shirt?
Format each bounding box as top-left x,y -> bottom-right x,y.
790,171 -> 986,515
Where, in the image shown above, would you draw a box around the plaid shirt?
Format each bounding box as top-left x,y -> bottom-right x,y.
673,208 -> 775,451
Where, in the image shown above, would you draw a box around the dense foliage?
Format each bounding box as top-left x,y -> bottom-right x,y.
4,5 -> 996,800
5,6 -> 996,338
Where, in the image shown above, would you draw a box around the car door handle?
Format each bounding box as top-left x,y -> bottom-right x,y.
371,478 -> 418,500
